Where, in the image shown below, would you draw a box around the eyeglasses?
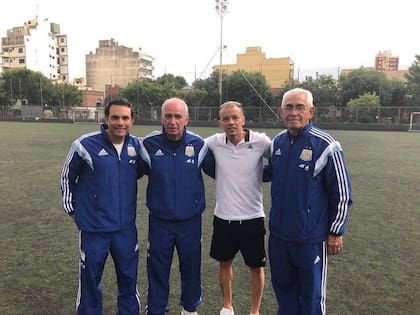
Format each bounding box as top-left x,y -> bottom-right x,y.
282,104 -> 307,112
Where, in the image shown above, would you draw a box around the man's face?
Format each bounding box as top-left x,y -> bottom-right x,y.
279,92 -> 315,135
104,105 -> 134,143
219,105 -> 245,141
161,100 -> 189,141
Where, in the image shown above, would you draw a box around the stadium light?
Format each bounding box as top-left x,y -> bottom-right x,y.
215,0 -> 228,105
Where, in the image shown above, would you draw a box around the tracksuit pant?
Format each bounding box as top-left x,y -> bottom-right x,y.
77,225 -> 140,315
146,214 -> 202,315
269,235 -> 328,315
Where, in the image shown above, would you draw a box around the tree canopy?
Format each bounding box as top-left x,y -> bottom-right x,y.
2,55 -> 419,119
405,54 -> 420,107
0,69 -> 82,107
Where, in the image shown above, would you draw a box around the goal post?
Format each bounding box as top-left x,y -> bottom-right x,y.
408,112 -> 420,131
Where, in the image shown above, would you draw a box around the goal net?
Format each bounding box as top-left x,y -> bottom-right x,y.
408,112 -> 420,131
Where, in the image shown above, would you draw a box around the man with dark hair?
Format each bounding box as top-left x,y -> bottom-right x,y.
60,98 -> 142,315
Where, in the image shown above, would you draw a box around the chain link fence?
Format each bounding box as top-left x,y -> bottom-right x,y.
1,105 -> 420,129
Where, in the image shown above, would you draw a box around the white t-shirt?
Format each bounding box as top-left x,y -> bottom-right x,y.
205,130 -> 271,220
113,142 -> 123,158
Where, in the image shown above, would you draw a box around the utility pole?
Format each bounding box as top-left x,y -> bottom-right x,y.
215,0 -> 229,105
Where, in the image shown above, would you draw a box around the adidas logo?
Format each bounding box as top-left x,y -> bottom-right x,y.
314,255 -> 320,264
154,149 -> 164,156
275,148 -> 281,155
98,148 -> 109,156
247,144 -> 253,149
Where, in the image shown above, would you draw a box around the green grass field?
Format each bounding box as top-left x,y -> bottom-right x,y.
0,121 -> 419,315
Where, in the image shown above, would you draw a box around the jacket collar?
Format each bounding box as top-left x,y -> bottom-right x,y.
287,122 -> 313,140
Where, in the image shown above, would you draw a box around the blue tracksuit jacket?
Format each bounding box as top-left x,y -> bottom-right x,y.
268,123 -> 352,242
139,128 -> 213,220
60,124 -> 142,232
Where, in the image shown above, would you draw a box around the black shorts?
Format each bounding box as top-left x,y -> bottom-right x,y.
210,216 -> 266,268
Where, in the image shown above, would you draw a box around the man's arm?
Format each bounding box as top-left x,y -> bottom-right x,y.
262,159 -> 272,182
201,145 -> 215,179
326,148 -> 352,236
262,135 -> 273,182
60,146 -> 83,216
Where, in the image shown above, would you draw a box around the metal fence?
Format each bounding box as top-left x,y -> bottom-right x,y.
1,105 -> 420,128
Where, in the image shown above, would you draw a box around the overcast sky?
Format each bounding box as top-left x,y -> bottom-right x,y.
1,0 -> 418,83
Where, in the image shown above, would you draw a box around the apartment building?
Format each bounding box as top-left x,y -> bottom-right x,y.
375,50 -> 399,71
341,50 -> 407,82
213,46 -> 294,92
0,16 -> 69,82
85,39 -> 154,91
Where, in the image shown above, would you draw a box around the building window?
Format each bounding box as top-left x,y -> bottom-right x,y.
19,58 -> 25,64
18,48 -> 23,53
60,47 -> 66,53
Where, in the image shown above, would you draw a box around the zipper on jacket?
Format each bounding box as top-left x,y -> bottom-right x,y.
281,138 -> 293,196
172,152 -> 177,219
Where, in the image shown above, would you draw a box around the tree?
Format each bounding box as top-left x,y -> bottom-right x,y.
120,75 -> 188,119
118,70 -> 273,121
388,80 -> 407,107
50,83 -> 83,107
192,70 -> 274,110
155,74 -> 187,90
0,69 -> 49,105
347,92 -> 380,108
299,74 -> 338,107
181,87 -> 208,108
405,55 -> 420,107
339,68 -> 391,106
0,75 -> 11,106
192,72 -> 219,107
224,71 -> 273,106
0,69 -> 82,107
346,92 -> 380,123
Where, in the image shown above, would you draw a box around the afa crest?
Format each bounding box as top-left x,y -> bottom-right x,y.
299,149 -> 312,161
185,145 -> 195,157
127,145 -> 137,157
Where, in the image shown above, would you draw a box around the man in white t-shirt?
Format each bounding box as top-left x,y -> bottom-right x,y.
205,101 -> 271,315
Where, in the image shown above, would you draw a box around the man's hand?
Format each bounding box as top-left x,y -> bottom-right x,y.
327,234 -> 343,255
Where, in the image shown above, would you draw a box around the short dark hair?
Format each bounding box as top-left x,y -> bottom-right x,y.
104,98 -> 134,117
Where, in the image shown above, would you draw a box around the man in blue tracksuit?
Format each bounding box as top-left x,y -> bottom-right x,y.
60,98 -> 142,315
267,88 -> 352,315
139,98 -> 214,315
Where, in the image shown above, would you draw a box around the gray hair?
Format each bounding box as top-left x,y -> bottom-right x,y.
281,88 -> 314,108
161,97 -> 189,115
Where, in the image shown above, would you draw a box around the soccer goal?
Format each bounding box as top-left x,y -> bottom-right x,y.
408,112 -> 420,131
72,107 -> 103,124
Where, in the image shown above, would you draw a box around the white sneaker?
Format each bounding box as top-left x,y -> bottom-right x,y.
180,307 -> 198,315
220,307 -> 234,315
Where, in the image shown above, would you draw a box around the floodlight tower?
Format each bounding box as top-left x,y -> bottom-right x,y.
215,0 -> 228,105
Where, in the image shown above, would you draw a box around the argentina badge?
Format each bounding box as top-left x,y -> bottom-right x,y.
185,145 -> 195,157
300,148 -> 312,161
127,145 -> 137,157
